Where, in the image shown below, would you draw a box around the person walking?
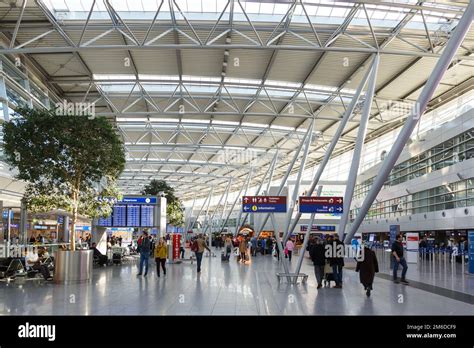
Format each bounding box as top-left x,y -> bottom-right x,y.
392,234 -> 409,284
193,234 -> 210,273
154,238 -> 167,277
250,236 -> 258,257
224,235 -> 233,259
329,234 -> 344,288
137,231 -> 151,276
239,237 -> 248,263
260,237 -> 266,255
285,238 -> 295,262
309,238 -> 326,289
356,243 -> 379,297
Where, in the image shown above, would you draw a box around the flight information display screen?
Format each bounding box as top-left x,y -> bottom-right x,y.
98,215 -> 112,227
140,205 -> 154,227
126,205 -> 140,227
97,197 -> 157,227
112,205 -> 127,227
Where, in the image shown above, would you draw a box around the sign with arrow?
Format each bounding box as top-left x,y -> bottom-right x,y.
298,196 -> 343,214
242,196 -> 287,213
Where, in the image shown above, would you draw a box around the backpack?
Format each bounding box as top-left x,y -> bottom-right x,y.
191,240 -> 199,252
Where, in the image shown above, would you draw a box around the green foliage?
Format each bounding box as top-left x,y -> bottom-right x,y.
3,106 -> 125,190
3,106 -> 126,248
141,179 -> 184,226
24,177 -> 122,218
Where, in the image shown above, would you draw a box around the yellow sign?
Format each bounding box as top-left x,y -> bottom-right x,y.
252,205 -> 257,211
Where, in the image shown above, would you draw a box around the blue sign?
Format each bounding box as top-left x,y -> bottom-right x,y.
468,230 -> 474,274
2,210 -> 13,220
57,216 -> 64,224
389,225 -> 400,269
119,196 -> 157,204
300,225 -> 336,232
242,196 -> 287,214
389,225 -> 399,245
242,204 -> 287,213
299,205 -> 343,213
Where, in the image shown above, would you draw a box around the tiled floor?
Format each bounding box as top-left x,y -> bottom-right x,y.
374,249 -> 474,296
1,250 -> 473,315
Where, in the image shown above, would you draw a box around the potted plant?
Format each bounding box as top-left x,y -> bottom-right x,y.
3,106 -> 125,281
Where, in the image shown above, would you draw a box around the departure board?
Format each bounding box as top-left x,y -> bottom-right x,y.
96,196 -> 157,227
98,215 -> 112,227
126,205 -> 140,227
112,205 -> 127,227
140,205 -> 154,227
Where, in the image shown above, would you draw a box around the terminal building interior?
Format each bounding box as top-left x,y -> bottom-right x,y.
0,0 -> 473,316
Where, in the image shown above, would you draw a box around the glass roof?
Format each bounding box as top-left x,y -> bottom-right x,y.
44,0 -> 460,29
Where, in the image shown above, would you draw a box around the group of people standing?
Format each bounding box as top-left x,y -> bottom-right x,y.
309,233 -> 409,297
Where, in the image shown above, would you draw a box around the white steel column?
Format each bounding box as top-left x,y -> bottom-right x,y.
283,118 -> 314,243
294,185 -> 323,275
233,167 -> 254,236
344,3 -> 473,243
238,151 -> 278,232
338,54 -> 379,240
257,125 -> 313,236
286,55 -> 377,238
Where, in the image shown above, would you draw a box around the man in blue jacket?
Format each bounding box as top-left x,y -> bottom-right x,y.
137,231 -> 151,276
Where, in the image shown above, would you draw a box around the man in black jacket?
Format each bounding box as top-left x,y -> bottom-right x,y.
309,238 -> 326,289
392,234 -> 409,284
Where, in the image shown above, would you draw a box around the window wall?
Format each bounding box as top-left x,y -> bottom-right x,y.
350,179 -> 474,221
354,128 -> 474,199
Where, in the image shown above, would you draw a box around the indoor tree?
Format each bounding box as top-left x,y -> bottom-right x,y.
141,179 -> 184,226
3,106 -> 126,250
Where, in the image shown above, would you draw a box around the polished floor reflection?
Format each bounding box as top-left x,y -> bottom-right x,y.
1,251 -> 473,315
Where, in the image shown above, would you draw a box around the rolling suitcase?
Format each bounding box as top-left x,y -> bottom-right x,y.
112,253 -> 121,265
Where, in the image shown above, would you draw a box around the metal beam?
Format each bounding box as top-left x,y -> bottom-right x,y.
294,185 -> 323,275
282,117 -> 314,242
256,124 -> 312,236
344,2 -> 474,243
338,54 -> 379,239
286,55 -> 376,237
2,44 -> 473,61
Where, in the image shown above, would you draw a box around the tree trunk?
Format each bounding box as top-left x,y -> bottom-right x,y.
70,190 -> 78,251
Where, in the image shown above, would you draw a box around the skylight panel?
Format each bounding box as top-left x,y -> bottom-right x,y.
94,74 -> 135,80
273,3 -> 290,15
182,119 -> 210,124
241,122 -> 268,129
384,11 -> 402,20
109,0 -> 130,11
271,125 -> 294,131
212,120 -> 239,126
245,1 -> 261,14
316,6 -> 332,16
187,0 -> 202,12
141,0 -> 159,11
331,7 -> 349,17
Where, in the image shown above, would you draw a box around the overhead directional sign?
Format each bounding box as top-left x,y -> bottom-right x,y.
242,196 -> 287,213
298,196 -> 343,214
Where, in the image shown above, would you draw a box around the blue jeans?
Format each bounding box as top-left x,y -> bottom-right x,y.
195,252 -> 203,272
139,252 -> 149,274
393,256 -> 408,280
332,264 -> 343,285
